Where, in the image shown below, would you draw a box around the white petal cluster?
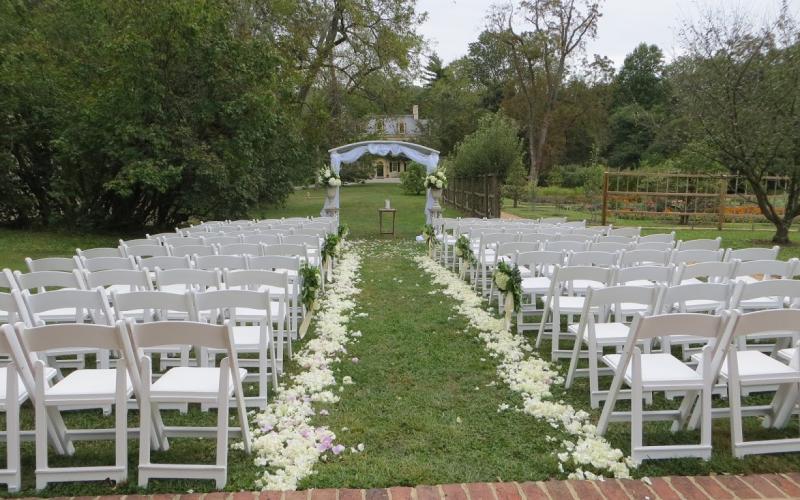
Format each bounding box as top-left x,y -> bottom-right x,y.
251,243 -> 363,490
414,254 -> 633,480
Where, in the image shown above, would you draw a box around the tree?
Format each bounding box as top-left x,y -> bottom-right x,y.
401,162 -> 426,195
613,43 -> 667,108
423,53 -> 447,86
672,4 -> 800,243
503,159 -> 529,207
449,113 -> 525,181
487,0 -> 601,185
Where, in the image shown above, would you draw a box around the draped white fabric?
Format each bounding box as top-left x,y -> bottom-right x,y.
323,142 -> 440,222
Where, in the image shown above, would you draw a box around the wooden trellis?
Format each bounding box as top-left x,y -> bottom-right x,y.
601,171 -> 791,229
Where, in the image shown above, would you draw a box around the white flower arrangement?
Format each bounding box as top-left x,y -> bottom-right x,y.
318,167 -> 342,188
424,168 -> 447,190
250,242 -> 363,490
414,254 -> 633,480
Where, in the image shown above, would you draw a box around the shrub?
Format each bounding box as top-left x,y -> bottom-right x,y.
401,162 -> 426,195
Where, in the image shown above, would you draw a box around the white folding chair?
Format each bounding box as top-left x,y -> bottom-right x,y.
217,243 -> 263,257
76,247 -> 124,259
169,244 -> 216,258
595,235 -> 636,245
25,257 -> 79,273
565,285 -> 660,408
16,321 -> 132,489
634,241 -> 675,251
731,258 -> 797,285
670,248 -> 725,266
590,241 -> 633,253
163,236 -> 206,248
83,268 -> 153,297
608,227 -> 641,238
615,265 -> 674,288
677,237 -> 722,251
247,255 -> 302,334
78,256 -> 137,272
597,313 -> 727,463
120,238 -> 155,248
192,289 -> 278,408
242,234 -> 282,245
536,265 -> 616,359
136,255 -> 192,272
619,249 -> 671,267
123,320 -> 251,489
544,240 -> 587,254
194,254 -> 248,271
638,232 -> 675,244
204,236 -> 242,247
155,268 -> 221,295
673,261 -> 736,285
122,244 -> 169,258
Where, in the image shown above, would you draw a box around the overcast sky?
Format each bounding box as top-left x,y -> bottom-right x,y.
417,0 -> 799,68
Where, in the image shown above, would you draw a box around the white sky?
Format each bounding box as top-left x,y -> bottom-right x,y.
417,0 -> 799,68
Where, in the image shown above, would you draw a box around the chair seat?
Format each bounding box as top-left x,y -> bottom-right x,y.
568,322 -> 630,344
719,351 -> 800,384
778,348 -> 795,363
555,296 -> 587,312
733,275 -> 760,285
0,366 -> 57,405
571,280 -> 606,293
616,302 -> 649,315
522,277 -> 551,293
45,369 -> 133,402
151,367 -> 248,399
603,353 -> 703,390
682,299 -> 724,312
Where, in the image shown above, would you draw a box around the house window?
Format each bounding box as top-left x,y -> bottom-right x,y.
397,121 -> 406,135
390,161 -> 401,173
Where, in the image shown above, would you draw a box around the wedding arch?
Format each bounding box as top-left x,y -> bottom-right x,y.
323,140 -> 441,222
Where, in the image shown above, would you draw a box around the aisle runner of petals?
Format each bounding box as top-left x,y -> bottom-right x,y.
249,243 -> 363,490
414,254 -> 633,480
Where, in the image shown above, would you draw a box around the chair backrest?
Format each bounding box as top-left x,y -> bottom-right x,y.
514,251 -> 564,274
76,247 -> 124,259
168,244 -> 216,257
18,321 -> 126,357
165,236 -> 206,247
615,265 -> 674,286
23,288 -> 114,325
224,269 -> 289,293
656,282 -> 731,313
727,308 -> 800,341
674,261 -> 736,284
192,289 -> 273,326
545,240 -> 587,253
120,238 -> 155,248
724,246 -> 780,262
729,278 -> 800,308
619,249 -> 671,267
561,220 -> 586,229
590,242 -> 632,253
633,241 -> 675,251
495,242 -> 542,260
567,250 -> 619,267
193,254 -> 248,271
519,233 -> 553,245
677,237 -> 722,251
204,236 -> 241,246
263,244 -> 308,259
14,269 -> 84,293
638,232 -> 675,244
608,227 -> 640,238
126,319 -> 235,353
111,290 -> 193,321
246,255 -> 301,273
122,244 -> 169,258
281,235 -> 321,248
670,248 -> 725,265
155,268 -> 221,291
559,234 -> 594,244
84,269 -> 152,292
79,255 -> 137,272
217,243 -> 263,256
242,234 -> 282,245
540,217 -> 567,224
148,232 -> 180,241
553,265 -> 616,294
25,257 -> 79,273
732,259 -> 797,281
136,255 -> 192,271
583,285 -> 660,321
627,312 -> 725,344
294,228 -> 326,238
595,236 -> 636,245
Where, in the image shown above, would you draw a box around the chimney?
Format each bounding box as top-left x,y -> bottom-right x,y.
412,104 -> 419,121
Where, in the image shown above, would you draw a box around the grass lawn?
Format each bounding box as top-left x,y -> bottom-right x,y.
2,183 -> 800,495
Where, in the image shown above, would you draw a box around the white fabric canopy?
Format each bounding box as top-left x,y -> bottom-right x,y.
324,141 -> 441,222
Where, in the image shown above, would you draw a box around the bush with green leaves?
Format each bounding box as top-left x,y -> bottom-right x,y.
400,162 -> 426,195
448,113 -> 524,180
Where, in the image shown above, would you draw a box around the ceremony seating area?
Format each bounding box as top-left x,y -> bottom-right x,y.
433,216 -> 800,464
0,216 -> 336,492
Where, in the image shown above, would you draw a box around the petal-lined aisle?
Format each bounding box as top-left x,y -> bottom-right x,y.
302,241 -> 567,489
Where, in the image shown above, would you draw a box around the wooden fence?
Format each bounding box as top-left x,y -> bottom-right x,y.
443,174 -> 501,218
601,171 -> 791,229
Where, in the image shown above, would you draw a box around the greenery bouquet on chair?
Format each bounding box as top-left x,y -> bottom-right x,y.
298,263 -> 322,338
493,261 -> 522,331
454,234 -> 476,280
321,233 -> 342,282
421,224 -> 437,257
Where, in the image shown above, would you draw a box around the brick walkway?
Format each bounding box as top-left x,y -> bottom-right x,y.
29,474 -> 800,500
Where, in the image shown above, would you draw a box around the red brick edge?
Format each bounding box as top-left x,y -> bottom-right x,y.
19,473 -> 800,500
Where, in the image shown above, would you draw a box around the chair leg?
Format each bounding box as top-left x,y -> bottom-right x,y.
216,358 -> 230,489
34,362 -> 49,491
138,357 -> 153,488
6,367 -> 20,492
115,363 -> 128,482
631,351 -> 643,463
535,298 -> 551,349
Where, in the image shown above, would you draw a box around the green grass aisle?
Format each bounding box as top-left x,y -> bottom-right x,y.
302,241 -> 561,489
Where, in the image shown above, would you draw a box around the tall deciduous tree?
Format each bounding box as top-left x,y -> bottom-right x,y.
673,4 -> 800,243
488,0 -> 601,185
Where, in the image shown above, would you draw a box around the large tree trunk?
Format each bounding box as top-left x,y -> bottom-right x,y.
527,126 -> 538,186
773,220 -> 792,244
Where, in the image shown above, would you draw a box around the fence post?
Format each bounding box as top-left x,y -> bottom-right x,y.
601,171 -> 609,226
718,177 -> 727,231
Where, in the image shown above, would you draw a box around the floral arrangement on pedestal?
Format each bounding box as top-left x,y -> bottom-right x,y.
424,167 -> 447,190
493,261 -> 522,330
318,167 -> 342,191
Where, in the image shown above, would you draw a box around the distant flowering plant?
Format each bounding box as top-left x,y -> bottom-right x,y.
424,167 -> 447,190
318,167 -> 342,188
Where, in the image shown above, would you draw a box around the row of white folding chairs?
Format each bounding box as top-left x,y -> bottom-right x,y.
1,267 -> 293,371
70,240 -> 319,262
0,317 -> 251,491
179,217 -> 336,235
139,228 -> 327,247
593,308 -> 800,464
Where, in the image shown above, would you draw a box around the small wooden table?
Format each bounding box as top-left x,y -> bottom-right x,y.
378,208 -> 397,236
